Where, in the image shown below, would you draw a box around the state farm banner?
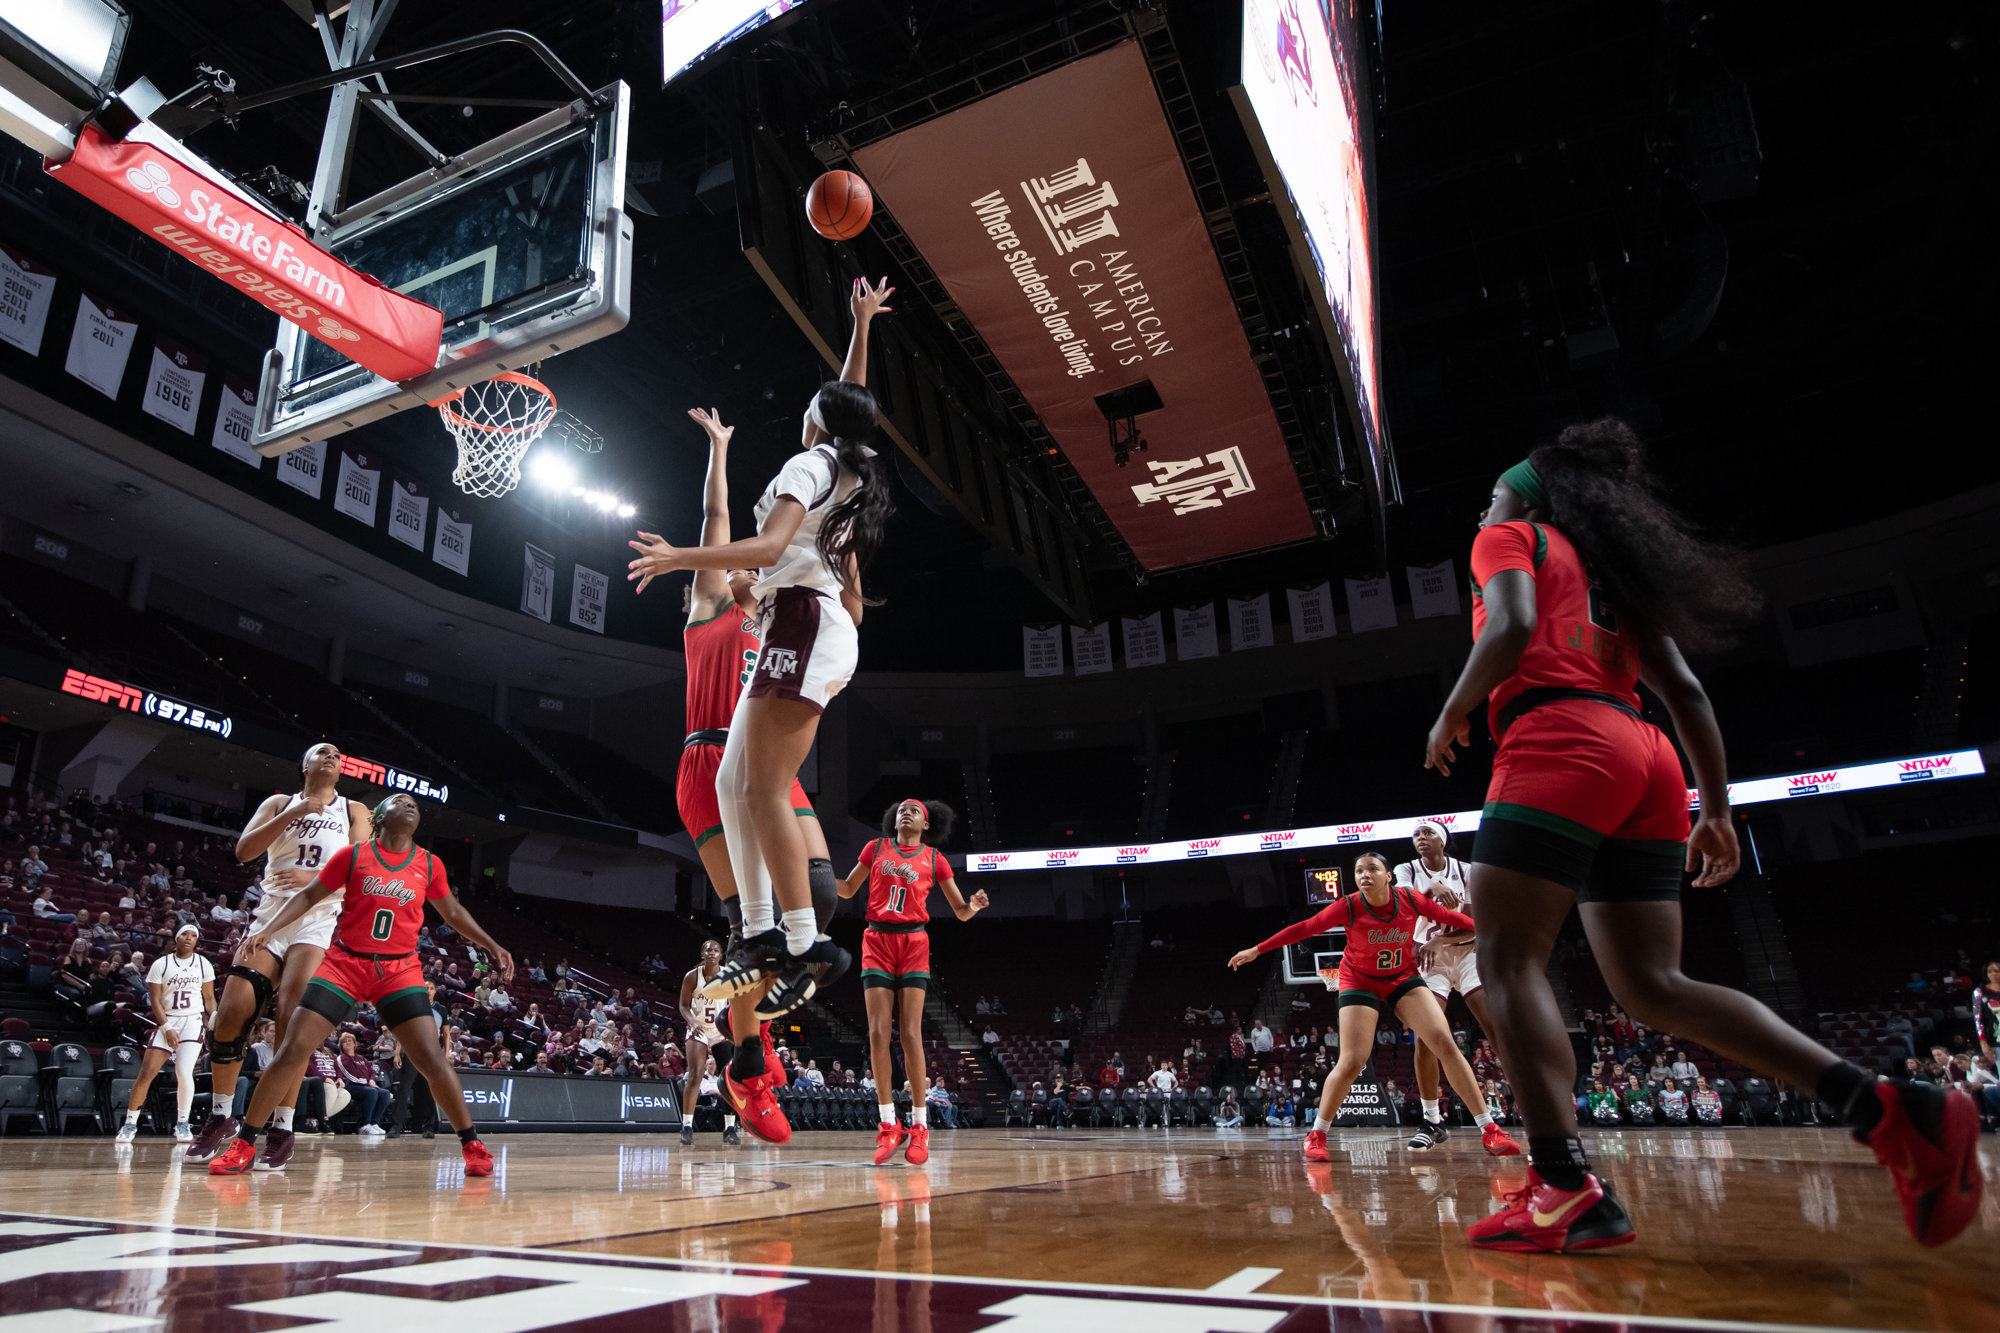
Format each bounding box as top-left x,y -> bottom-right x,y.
852,42 -> 1313,570
46,123 -> 444,383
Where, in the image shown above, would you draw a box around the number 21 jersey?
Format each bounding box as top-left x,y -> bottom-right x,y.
317,840 -> 449,953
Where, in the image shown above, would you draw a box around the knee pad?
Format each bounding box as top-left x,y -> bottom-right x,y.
807,858 -> 836,931
208,1030 -> 248,1066
226,964 -> 276,1020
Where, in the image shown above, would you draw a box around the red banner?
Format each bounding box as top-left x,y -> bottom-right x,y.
853,41 -> 1314,570
47,124 -> 444,384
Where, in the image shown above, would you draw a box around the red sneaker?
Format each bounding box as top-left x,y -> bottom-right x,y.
874,1122 -> 904,1165
462,1139 -> 495,1178
761,1023 -> 787,1089
207,1138 -> 257,1176
1481,1122 -> 1524,1156
1302,1129 -> 1330,1162
1466,1169 -> 1634,1253
1857,1080 -> 1984,1247
728,1071 -> 792,1145
903,1124 -> 930,1165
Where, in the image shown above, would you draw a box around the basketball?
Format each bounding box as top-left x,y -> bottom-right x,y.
806,170 -> 874,240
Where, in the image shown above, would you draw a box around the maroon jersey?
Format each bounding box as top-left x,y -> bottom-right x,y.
856,838 -> 953,925
317,840 -> 448,954
1470,520 -> 1640,728
1256,888 -> 1473,980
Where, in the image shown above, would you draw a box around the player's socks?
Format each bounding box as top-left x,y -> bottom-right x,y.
912,1105 -> 927,1128
724,1114 -> 738,1130
125,1109 -> 140,1125
1817,1060 -> 1882,1135
879,1103 -> 898,1125
1527,1135 -> 1590,1192
730,1035 -> 768,1083
780,907 -> 817,955
272,1108 -> 294,1133
1474,1110 -> 1496,1129
458,1126 -> 480,1147
1313,1116 -> 1332,1132
1422,1099 -> 1441,1123
742,893 -> 777,935
722,896 -> 743,936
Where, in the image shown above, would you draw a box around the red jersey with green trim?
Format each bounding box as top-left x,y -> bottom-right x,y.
1470,520 -> 1640,724
1256,888 -> 1472,980
856,838 -> 953,925
317,839 -> 449,954
683,607 -> 762,733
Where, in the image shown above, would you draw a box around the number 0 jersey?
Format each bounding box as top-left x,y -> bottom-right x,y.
316,839 -> 449,954
1256,888 -> 1474,980
1470,521 -> 1640,728
856,838 -> 953,926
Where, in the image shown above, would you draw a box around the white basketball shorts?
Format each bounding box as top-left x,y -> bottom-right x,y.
1422,937 -> 1482,998
748,586 -> 856,713
150,1014 -> 205,1054
251,890 -> 340,956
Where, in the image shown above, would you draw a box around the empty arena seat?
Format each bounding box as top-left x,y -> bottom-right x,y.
0,1037 -> 46,1135
42,1042 -> 101,1134
97,1045 -> 141,1127
1004,1089 -> 1028,1127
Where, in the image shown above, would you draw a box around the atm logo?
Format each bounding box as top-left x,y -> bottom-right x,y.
1336,822 -> 1375,844
1786,772 -> 1839,797
1898,756 -> 1954,782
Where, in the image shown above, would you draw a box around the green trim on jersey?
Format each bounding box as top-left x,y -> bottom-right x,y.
306,976 -> 356,1005
1482,801 -> 1604,848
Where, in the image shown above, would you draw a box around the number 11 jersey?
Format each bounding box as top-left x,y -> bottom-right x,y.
856,838 -> 953,926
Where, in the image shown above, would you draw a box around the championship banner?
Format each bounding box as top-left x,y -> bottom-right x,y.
64,293 -> 136,398
851,42 -> 1314,570
1023,625 -> 1064,677
1287,583 -> 1336,641
1407,560 -> 1460,619
387,473 -> 430,551
570,564 -> 609,634
46,123 -> 444,383
0,242 -> 56,355
276,440 -> 326,496
1173,603 -> 1218,660
141,336 -> 205,435
1227,593 -> 1272,651
211,374 -> 261,466
333,447 -> 380,526
1121,611 -> 1166,668
1344,575 -> 1397,633
1071,622 -> 1113,675
433,508 -> 472,576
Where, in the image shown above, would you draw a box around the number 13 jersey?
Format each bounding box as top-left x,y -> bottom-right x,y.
317,839 -> 449,954
856,838 -> 954,926
250,793 -> 351,951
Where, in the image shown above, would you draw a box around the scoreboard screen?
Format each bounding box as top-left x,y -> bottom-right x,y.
1304,865 -> 1342,903
1287,865 -> 1345,984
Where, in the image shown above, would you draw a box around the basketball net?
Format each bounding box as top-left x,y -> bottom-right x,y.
433,371 -> 558,498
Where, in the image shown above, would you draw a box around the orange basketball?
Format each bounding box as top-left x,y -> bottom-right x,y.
806,170 -> 874,240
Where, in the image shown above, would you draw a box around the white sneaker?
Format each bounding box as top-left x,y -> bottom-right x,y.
358,1124 -> 385,1138
172,1122 -> 193,1142
115,1122 -> 138,1144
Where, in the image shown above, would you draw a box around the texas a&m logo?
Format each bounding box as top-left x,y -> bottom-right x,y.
1131,448 -> 1257,517
762,647 -> 800,679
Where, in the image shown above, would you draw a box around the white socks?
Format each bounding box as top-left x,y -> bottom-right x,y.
781,909 -> 816,956
742,894 -> 776,935
1313,1115 -> 1332,1132
879,1103 -> 897,1125
272,1107 -> 294,1132
125,1108 -> 140,1125
724,1113 -> 737,1127
1422,1099 -> 1441,1123
912,1105 -> 927,1128
1474,1110 -> 1495,1129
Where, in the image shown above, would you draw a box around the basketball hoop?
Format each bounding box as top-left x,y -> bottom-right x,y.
434,371 -> 559,498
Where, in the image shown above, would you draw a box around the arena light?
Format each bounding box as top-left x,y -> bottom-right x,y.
963,748 -> 1989,873
531,450 -> 575,490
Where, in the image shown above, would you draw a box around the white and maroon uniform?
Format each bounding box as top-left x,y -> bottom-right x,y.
683,968 -> 726,1046
248,794 -> 351,954
146,952 -> 214,1052
1394,855 -> 1481,997
743,441 -> 868,713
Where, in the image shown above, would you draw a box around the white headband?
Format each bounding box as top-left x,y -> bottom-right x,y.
1414,821 -> 1446,838
175,924 -> 200,939
807,390 -> 828,433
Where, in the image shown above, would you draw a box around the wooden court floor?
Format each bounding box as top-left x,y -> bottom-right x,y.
0,1125 -> 1994,1332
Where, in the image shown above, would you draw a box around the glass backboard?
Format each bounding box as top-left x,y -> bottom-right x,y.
254,80 -> 631,456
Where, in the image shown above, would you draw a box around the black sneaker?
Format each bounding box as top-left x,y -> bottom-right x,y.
756,936 -> 852,1017
723,1123 -> 741,1146
184,1113 -> 237,1162
1408,1121 -> 1449,1151
679,1123 -> 695,1146
702,928 -> 788,1001
252,1129 -> 295,1172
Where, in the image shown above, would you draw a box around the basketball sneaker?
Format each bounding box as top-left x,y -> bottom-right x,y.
761,1024 -> 788,1088
253,1130 -> 294,1173
1481,1123 -> 1524,1156
757,937 -> 852,1018
723,1123 -> 742,1146
702,928 -> 788,1001
208,1138 -> 257,1176
874,1122 -> 904,1166
1408,1121 -> 1448,1150
1856,1079 -> 1983,1247
1466,1168 -> 1635,1253
727,1070 -> 792,1145
184,1114 -> 237,1162
462,1139 -> 495,1178
1302,1129 -> 1331,1162
904,1124 -> 930,1166
115,1121 -> 138,1144
679,1124 -> 695,1146
172,1121 -> 193,1142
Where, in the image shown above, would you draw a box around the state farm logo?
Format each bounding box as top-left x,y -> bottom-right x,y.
316,316 -> 360,343
1020,158 -> 1120,256
1786,771 -> 1838,797
1132,448 -> 1257,517
125,160 -> 181,209
1898,756 -> 1954,783
1336,822 -> 1375,844
1116,845 -> 1149,864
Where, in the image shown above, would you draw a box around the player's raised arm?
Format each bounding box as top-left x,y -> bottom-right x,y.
236,793 -> 313,864
690,407 -> 736,614
1231,898 -> 1353,969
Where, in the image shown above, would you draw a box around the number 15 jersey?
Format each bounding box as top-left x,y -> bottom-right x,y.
317,839 -> 448,954
856,838 -> 953,926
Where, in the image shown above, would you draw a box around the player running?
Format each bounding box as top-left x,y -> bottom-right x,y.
186,742 -> 371,1165
678,938 -> 740,1146
1227,852 -> 1521,1164
209,792 -> 506,1179
1427,418 -> 1982,1252
1395,820 -> 1494,1150
115,923 -> 214,1143
630,278 -> 895,1141
837,798 -> 988,1165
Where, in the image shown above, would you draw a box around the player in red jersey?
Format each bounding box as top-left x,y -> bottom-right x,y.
1427,419 -> 1981,1252
839,798 -> 988,1165
1228,852 -> 1520,1163
207,793 -> 509,1181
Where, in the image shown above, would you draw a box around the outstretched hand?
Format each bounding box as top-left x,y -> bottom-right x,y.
1424,708 -> 1471,777
1685,814 -> 1740,887
1227,947 -> 1259,970
851,275 -> 894,321
627,531 -> 690,593
688,406 -> 733,446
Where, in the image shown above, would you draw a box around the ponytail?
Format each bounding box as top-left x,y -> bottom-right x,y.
809,379 -> 895,603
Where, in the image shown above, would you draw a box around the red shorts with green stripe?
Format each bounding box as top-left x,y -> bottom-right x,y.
860,925 -> 930,990
1332,967 -> 1431,1013
301,946 -> 431,1027
1474,699 -> 1690,902
676,741 -> 815,849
